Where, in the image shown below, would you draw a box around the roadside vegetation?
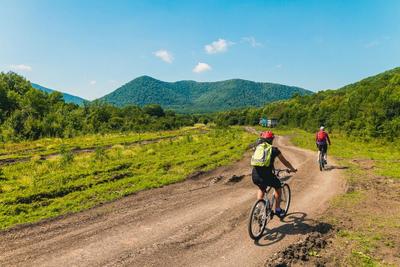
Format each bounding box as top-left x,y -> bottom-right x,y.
0,126 -> 206,162
0,126 -> 254,230
216,67 -> 400,141
269,127 -> 400,266
0,72 -> 198,141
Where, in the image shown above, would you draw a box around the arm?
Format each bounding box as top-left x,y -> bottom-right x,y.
326,133 -> 331,145
278,153 -> 297,172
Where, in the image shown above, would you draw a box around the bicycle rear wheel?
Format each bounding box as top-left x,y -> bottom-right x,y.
280,184 -> 291,216
319,152 -> 324,171
248,199 -> 268,240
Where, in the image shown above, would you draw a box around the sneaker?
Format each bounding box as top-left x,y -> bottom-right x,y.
274,208 -> 286,219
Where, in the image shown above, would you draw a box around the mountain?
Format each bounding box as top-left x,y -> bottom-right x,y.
31,83 -> 86,105
261,67 -> 400,139
98,76 -> 313,113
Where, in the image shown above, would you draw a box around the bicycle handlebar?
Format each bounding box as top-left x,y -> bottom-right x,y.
274,168 -> 297,177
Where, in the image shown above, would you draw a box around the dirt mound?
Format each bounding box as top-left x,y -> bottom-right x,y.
265,223 -> 333,266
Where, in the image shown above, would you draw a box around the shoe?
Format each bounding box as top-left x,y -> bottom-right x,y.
274,208 -> 286,219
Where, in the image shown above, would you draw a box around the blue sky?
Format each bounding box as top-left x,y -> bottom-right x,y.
1,0 -> 399,99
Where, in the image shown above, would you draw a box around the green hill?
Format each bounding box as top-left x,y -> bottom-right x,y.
31,83 -> 87,105
259,67 -> 400,139
98,76 -> 312,113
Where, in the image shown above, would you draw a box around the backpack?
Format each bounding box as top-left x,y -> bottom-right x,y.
317,131 -> 327,142
251,142 -> 273,167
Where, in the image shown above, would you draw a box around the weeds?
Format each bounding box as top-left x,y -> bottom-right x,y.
0,127 -> 253,230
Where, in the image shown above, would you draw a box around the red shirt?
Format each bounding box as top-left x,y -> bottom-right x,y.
316,130 -> 331,145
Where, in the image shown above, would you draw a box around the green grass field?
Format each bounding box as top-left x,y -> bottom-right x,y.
0,126 -> 254,230
0,125 -> 208,161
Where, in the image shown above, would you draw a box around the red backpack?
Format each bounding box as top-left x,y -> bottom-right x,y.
317,131 -> 327,142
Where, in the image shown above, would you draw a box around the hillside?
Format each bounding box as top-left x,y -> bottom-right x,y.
98,76 -> 312,113
0,72 -> 196,141
31,83 -> 87,105
216,67 -> 400,140
262,67 -> 400,138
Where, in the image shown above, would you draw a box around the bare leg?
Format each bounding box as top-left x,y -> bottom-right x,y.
274,188 -> 282,209
257,189 -> 264,200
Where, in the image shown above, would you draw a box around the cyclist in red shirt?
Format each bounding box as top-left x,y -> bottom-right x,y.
316,126 -> 331,164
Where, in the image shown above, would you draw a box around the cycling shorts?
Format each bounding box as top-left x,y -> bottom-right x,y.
317,143 -> 328,153
251,167 -> 282,191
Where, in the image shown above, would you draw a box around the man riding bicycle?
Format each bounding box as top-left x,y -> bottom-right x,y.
316,126 -> 331,164
251,131 -> 297,218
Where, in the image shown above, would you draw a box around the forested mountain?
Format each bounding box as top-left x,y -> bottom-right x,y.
31,83 -> 87,105
0,72 -> 197,141
98,76 -> 312,113
216,67 -> 400,140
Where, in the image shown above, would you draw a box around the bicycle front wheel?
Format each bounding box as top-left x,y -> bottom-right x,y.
280,184 -> 291,216
248,199 -> 268,240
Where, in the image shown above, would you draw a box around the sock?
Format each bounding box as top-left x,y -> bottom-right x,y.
275,207 -> 282,212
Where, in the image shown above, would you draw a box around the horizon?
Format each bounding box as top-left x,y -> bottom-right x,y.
1,0 -> 399,100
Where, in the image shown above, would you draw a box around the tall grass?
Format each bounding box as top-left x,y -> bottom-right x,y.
0,127 -> 254,230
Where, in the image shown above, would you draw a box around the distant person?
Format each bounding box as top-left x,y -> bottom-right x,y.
316,126 -> 331,164
251,131 -> 297,218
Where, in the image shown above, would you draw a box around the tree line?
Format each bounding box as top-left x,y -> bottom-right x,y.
0,72 -> 200,141
214,67 -> 400,141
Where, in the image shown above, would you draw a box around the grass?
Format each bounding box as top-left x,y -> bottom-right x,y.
266,126 -> 400,266
0,125 -> 207,161
0,126 -> 254,230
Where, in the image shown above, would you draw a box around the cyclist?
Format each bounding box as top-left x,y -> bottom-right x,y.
251,131 -> 297,218
316,126 -> 331,164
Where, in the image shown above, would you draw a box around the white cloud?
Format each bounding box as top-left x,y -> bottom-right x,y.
89,80 -> 97,85
204,38 -> 233,54
9,64 -> 32,72
241,36 -> 262,47
193,62 -> 212,73
364,40 -> 380,48
153,49 -> 174,63
275,64 -> 283,69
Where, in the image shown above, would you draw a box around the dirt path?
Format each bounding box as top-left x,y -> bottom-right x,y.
0,134 -> 345,267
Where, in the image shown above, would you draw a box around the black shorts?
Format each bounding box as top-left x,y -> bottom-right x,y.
252,168 -> 282,191
317,143 -> 328,153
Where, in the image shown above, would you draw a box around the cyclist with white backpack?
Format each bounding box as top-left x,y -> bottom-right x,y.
251,131 -> 297,218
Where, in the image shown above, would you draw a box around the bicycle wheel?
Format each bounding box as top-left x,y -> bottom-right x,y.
248,199 -> 268,240
280,184 -> 291,216
319,152 -> 324,171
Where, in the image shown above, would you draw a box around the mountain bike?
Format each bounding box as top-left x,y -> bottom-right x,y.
248,169 -> 292,240
319,150 -> 326,171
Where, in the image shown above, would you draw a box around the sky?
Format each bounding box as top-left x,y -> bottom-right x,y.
1,0 -> 399,100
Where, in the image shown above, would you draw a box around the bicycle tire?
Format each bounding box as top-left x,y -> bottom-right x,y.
281,184 -> 291,216
248,199 -> 268,240
319,152 -> 324,171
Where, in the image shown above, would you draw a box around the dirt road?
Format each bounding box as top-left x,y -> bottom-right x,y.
0,135 -> 344,267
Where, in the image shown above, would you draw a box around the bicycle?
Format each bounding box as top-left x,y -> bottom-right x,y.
319,149 -> 326,171
248,169 -> 292,240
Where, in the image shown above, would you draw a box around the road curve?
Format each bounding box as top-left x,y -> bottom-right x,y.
0,134 -> 344,267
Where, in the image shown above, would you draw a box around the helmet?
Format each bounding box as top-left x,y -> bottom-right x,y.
320,126 -> 325,131
260,131 -> 274,139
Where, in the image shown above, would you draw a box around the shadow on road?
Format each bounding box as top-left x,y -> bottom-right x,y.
254,212 -> 331,247
324,165 -> 349,171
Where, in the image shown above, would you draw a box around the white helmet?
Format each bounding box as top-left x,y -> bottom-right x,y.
320,126 -> 325,131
